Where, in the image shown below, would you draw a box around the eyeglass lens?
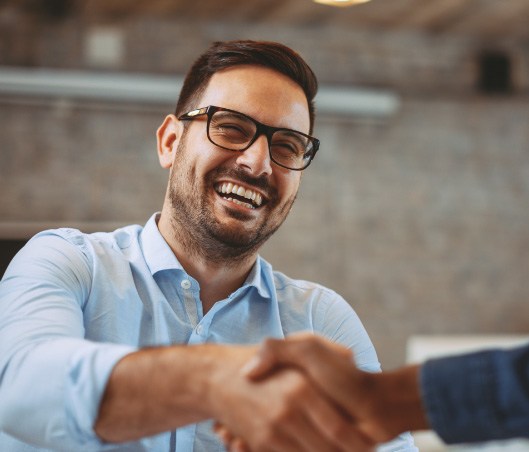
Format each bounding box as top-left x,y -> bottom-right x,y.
208,110 -> 313,170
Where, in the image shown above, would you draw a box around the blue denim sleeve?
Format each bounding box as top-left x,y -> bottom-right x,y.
421,344 -> 529,444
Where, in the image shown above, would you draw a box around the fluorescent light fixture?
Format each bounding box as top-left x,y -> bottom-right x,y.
314,0 -> 372,6
0,66 -> 399,117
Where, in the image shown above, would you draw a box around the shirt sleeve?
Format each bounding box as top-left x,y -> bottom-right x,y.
0,232 -> 136,451
421,344 -> 529,444
314,290 -> 381,372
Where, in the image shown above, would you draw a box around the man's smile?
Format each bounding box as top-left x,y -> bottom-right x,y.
214,182 -> 265,210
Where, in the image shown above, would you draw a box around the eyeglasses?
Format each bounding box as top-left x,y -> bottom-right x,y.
178,105 -> 319,171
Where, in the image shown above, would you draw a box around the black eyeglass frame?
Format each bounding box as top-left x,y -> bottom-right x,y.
178,105 -> 319,171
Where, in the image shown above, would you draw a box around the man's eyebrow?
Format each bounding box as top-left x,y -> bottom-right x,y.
215,111 -> 254,122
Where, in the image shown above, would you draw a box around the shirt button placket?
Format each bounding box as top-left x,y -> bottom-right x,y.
179,278 -> 199,328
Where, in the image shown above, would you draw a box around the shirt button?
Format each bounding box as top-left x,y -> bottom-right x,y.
196,324 -> 203,335
181,279 -> 191,290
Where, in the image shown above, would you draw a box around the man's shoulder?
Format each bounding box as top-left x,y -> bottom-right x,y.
36,223 -> 139,244
27,223 -> 144,263
268,265 -> 340,300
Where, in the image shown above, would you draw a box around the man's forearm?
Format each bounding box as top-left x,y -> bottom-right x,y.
94,344 -> 254,442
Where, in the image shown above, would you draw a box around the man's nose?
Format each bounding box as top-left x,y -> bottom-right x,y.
235,134 -> 273,177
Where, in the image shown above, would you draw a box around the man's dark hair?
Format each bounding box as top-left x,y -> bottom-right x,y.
175,40 -> 318,133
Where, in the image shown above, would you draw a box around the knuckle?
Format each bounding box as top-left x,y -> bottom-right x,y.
270,402 -> 292,425
263,337 -> 280,350
297,335 -> 321,355
283,378 -> 309,403
256,423 -> 280,448
328,419 -> 350,442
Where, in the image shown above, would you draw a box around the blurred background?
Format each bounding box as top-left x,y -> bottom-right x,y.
1,0 -> 528,374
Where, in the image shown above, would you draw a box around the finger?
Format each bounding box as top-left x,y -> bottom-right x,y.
307,409 -> 375,452
241,336 -> 318,379
244,335 -> 352,379
267,371 -> 366,452
229,437 -> 251,452
244,336 -> 360,407
258,429 -> 301,452
278,389 -> 374,452
290,411 -> 342,452
240,355 -> 273,379
213,422 -> 235,447
299,381 -> 376,452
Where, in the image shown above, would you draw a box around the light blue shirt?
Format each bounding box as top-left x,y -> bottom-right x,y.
0,213 -> 416,451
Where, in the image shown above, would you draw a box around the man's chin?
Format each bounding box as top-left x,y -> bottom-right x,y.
210,223 -> 257,249
221,206 -> 259,222
206,216 -> 267,252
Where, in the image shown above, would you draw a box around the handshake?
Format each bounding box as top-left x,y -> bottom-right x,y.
212,334 -> 427,452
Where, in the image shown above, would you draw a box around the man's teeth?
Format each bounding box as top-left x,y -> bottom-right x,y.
226,197 -> 254,209
216,182 -> 263,207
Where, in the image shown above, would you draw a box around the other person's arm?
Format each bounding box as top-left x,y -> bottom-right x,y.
244,334 -> 529,447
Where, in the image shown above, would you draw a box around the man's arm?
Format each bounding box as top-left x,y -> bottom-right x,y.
0,234 -> 137,450
95,342 -> 376,451
94,344 -> 239,441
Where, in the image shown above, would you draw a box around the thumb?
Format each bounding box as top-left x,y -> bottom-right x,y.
240,338 -> 286,379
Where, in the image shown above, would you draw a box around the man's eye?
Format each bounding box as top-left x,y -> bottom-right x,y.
276,143 -> 295,153
211,122 -> 253,144
273,140 -> 301,153
217,124 -> 246,134
271,143 -> 304,163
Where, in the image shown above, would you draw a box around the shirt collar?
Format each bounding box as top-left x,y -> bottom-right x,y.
140,213 -> 274,300
140,213 -> 185,275
242,255 -> 273,300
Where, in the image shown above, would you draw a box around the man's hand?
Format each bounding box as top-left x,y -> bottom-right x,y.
240,334 -> 429,445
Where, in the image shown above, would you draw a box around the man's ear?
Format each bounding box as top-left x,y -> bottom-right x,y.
157,114 -> 184,169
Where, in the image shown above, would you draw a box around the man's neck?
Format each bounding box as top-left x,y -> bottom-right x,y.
157,213 -> 257,314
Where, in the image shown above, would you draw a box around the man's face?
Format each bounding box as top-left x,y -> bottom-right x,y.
164,65 -> 311,260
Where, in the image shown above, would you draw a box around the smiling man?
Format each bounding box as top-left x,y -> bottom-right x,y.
0,41 -> 416,451
156,63 -> 312,314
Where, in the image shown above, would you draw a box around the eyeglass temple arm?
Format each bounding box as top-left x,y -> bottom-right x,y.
179,107 -> 210,119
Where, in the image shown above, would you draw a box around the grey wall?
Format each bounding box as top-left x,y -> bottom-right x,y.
2,15 -> 529,368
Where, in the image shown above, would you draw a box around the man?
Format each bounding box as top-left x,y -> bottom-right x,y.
0,40 -> 416,451
237,333 -> 529,451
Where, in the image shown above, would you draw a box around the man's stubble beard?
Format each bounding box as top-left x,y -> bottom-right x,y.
167,138 -> 298,265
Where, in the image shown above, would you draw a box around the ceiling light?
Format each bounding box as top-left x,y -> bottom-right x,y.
314,0 -> 372,6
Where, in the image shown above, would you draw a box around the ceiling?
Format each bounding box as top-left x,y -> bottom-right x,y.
4,0 -> 529,40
